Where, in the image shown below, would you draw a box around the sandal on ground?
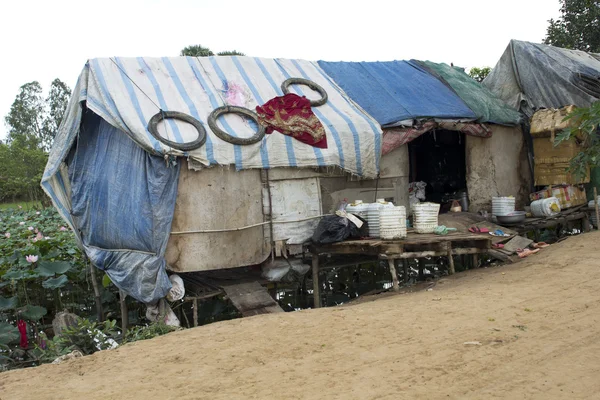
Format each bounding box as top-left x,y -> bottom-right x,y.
516,248 -> 540,258
531,242 -> 549,249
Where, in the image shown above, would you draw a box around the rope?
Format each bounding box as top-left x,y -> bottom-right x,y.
170,214 -> 332,235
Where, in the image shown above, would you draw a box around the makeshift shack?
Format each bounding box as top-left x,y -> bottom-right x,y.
484,40 -> 600,198
42,55 -> 528,305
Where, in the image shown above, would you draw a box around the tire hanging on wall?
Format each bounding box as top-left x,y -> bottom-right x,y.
147,111 -> 207,151
207,106 -> 266,145
281,78 -> 328,107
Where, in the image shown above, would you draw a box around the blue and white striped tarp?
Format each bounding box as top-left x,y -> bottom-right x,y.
44,56 -> 381,184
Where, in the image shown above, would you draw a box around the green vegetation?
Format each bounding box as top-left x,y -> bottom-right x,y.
180,44 -> 246,57
555,101 -> 600,180
468,66 -> 491,83
544,0 -> 600,52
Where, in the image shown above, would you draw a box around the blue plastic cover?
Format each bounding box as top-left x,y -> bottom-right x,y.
67,113 -> 180,304
317,60 -> 477,126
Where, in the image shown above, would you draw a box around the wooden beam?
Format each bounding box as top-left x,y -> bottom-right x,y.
312,253 -> 321,308
595,187 -> 599,231
119,290 -> 128,335
388,259 -> 400,292
88,262 -> 103,322
192,298 -> 198,327
447,243 -> 455,275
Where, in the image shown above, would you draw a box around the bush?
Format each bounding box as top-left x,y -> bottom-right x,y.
34,318 -> 118,363
124,323 -> 178,344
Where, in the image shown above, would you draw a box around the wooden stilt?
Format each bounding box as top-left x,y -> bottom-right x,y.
594,187 -> 599,231
388,259 -> 400,292
312,253 -> 321,308
447,243 -> 455,275
472,253 -> 479,269
88,262 -> 103,322
192,298 -> 198,327
119,290 -> 128,335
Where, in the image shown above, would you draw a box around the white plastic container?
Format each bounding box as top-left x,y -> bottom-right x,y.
411,202 -> 440,234
346,200 -> 369,220
492,196 -> 516,216
379,206 -> 407,240
530,197 -> 561,217
367,199 -> 394,238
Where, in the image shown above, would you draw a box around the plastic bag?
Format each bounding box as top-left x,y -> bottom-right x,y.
166,274 -> 185,302
312,215 -> 367,244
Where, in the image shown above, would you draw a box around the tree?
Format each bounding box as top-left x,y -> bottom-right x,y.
180,45 -> 246,57
42,79 -> 71,151
468,67 -> 491,83
180,44 -> 214,57
217,50 -> 246,56
5,81 -> 45,150
543,0 -> 600,52
2,79 -> 71,203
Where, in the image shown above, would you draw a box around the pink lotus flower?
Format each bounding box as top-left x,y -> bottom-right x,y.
28,226 -> 34,231
32,232 -> 44,242
25,255 -> 38,263
34,228 -> 39,233
60,226 -> 67,232
19,222 -> 25,226
4,232 -> 10,238
18,205 -> 22,209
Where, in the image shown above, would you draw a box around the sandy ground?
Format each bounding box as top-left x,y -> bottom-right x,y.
2,233 -> 600,400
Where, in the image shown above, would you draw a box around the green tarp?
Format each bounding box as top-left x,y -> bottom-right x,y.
413,60 -> 523,126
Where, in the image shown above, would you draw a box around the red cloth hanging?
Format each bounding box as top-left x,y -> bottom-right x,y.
17,320 -> 27,349
256,93 -> 327,148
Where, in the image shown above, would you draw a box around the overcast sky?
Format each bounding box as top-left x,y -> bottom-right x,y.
0,0 -> 560,139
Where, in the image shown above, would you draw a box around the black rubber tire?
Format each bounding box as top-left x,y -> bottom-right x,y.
208,106 -> 265,145
281,77 -> 328,107
147,111 -> 207,151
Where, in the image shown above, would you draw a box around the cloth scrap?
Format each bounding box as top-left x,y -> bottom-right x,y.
256,93 -> 327,148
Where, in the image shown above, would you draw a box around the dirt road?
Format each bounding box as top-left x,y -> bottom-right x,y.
2,232 -> 600,400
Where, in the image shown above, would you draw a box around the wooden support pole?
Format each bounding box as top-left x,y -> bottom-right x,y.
388,259 -> 400,292
119,290 -> 128,335
312,253 -> 321,308
192,298 -> 199,327
594,187 -> 599,231
88,262 -> 103,322
447,243 -> 455,275
472,253 -> 479,269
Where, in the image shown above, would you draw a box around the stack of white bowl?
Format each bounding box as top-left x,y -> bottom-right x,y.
379,206 -> 407,239
411,202 -> 440,234
367,199 -> 395,238
492,196 -> 516,217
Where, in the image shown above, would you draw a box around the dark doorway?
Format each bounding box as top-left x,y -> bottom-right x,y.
408,129 -> 467,209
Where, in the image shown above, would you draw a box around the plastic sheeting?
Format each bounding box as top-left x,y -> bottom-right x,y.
483,40 -> 600,117
317,60 -> 477,126
48,57 -> 382,179
67,113 -> 179,304
412,60 -> 522,126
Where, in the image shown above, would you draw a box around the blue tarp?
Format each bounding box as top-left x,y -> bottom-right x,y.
67,113 -> 180,304
317,60 -> 477,126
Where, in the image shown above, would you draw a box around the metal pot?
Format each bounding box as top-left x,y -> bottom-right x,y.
496,211 -> 526,226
